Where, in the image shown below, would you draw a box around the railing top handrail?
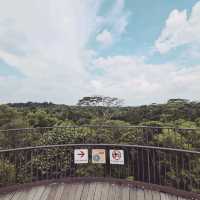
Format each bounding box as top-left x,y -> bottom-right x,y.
1,143 -> 200,155
0,125 -> 200,132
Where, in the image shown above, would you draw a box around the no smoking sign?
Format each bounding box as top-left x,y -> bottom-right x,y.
110,150 -> 124,165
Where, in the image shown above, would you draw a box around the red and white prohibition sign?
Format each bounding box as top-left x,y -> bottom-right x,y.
112,150 -> 121,160
110,149 -> 124,165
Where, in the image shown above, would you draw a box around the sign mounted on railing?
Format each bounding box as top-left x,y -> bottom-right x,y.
92,149 -> 106,164
74,149 -> 88,164
110,150 -> 124,165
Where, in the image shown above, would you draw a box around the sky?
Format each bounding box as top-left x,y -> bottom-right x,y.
0,0 -> 200,105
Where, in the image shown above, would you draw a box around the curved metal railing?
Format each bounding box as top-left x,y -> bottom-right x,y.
1,126 -> 200,150
1,144 -> 200,193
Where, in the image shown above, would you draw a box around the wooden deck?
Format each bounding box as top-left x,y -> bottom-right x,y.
0,182 -> 188,200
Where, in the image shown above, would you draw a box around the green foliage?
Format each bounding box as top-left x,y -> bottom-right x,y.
26,110 -> 58,127
0,159 -> 16,186
1,99 -> 200,191
0,105 -> 27,129
153,129 -> 190,149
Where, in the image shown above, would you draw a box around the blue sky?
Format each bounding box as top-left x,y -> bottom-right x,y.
0,0 -> 200,105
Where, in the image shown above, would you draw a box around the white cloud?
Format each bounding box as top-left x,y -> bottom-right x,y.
95,0 -> 130,46
91,55 -> 200,105
0,0 -> 200,106
155,1 -> 200,54
96,29 -> 113,46
0,0 -> 100,104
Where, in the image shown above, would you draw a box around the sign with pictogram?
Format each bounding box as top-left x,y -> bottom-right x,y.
110,150 -> 124,165
92,149 -> 106,164
74,149 -> 88,164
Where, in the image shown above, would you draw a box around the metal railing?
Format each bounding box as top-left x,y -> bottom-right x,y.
1,144 -> 200,193
1,126 -> 200,150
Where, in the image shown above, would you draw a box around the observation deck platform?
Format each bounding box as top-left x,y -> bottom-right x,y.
1,126 -> 200,200
0,179 -> 188,200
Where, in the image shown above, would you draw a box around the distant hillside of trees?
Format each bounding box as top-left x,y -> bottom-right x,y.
0,98 -> 199,129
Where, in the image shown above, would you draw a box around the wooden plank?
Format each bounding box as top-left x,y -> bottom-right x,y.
161,193 -> 179,200
60,183 -> 71,200
100,183 -> 110,200
64,183 -> 76,200
86,182 -> 96,200
0,192 -> 15,200
32,186 -> 46,200
161,193 -> 169,200
54,183 -> 65,200
67,184 -> 79,200
18,190 -> 32,200
10,191 -> 25,200
168,194 -> 177,200
107,183 -> 116,200
39,186 -> 51,200
122,186 -> 130,200
129,187 -> 137,200
74,183 -> 84,200
113,184 -> 121,200
177,197 -> 188,200
80,183 -> 90,200
137,189 -> 145,200
93,183 -> 103,200
152,191 -> 161,200
46,183 -> 59,200
25,187 -> 39,200
144,189 -> 153,200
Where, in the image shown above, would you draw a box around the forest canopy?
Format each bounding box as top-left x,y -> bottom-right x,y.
0,97 -> 199,129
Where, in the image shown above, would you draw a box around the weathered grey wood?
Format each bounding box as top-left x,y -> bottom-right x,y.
0,182 -> 191,200
17,190 -> 30,200
79,183 -> 90,200
178,197 -> 187,200
93,183 -> 103,200
86,182 -> 96,200
107,183 -> 117,200
46,183 -> 59,200
169,195 -> 177,200
129,187 -> 137,200
25,187 -> 40,200
74,183 -> 84,200
8,191 -> 21,200
39,186 -> 51,200
67,184 -> 78,200
99,183 -> 110,200
32,186 -> 46,200
0,192 -> 15,200
122,186 -> 130,200
137,189 -> 145,200
144,189 -> 153,200
54,184 -> 65,200
161,193 -> 178,200
152,191 -> 161,200
60,183 -> 71,200
113,185 -> 121,200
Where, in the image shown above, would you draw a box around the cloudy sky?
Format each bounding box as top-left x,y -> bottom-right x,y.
0,0 -> 200,105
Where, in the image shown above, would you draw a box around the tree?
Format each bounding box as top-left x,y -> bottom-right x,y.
0,105 -> 27,129
77,95 -> 124,121
26,110 -> 58,127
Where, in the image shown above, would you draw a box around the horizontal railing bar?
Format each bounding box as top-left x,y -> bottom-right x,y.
0,125 -> 200,133
1,144 -> 200,154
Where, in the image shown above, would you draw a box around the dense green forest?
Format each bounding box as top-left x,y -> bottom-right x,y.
1,97 -> 200,191
1,98 -> 200,130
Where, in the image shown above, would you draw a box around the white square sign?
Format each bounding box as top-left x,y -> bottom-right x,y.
110,150 -> 124,165
74,149 -> 88,164
92,149 -> 106,164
